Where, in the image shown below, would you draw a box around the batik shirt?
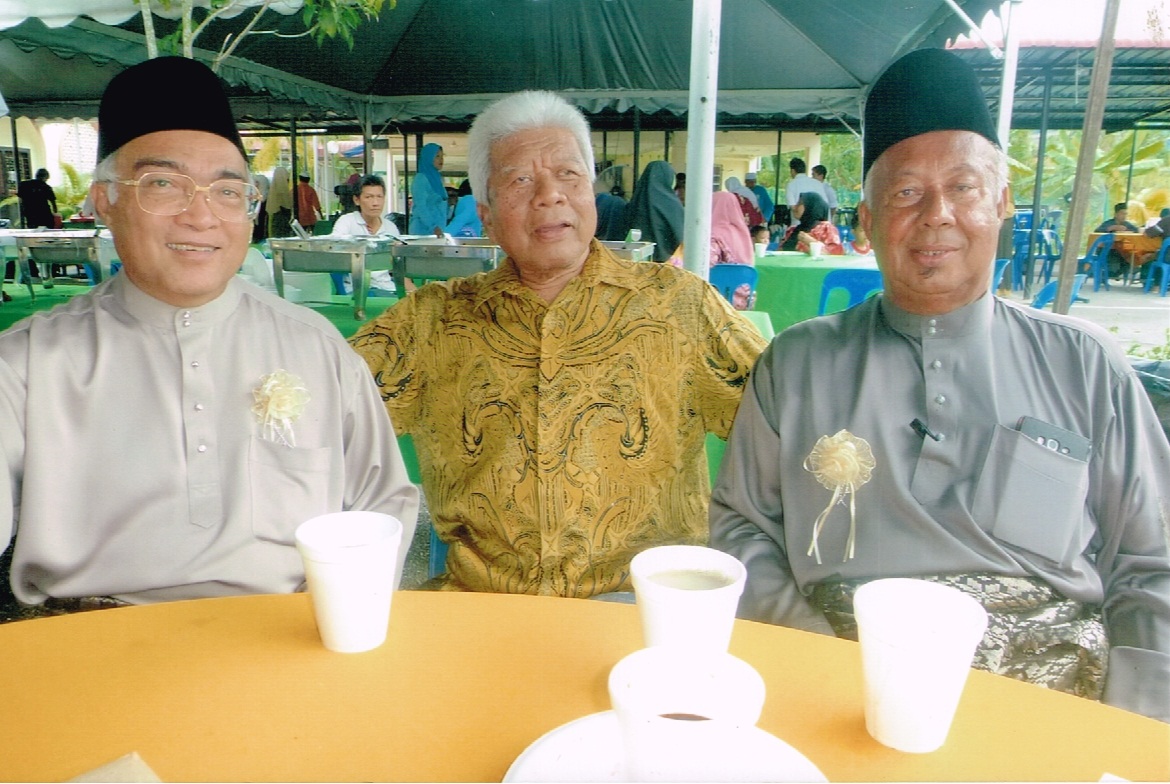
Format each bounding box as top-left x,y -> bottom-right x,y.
351,240 -> 767,597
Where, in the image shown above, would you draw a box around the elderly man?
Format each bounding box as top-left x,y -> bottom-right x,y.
0,57 -> 418,618
711,49 -> 1170,722
351,90 -> 766,598
744,172 -> 774,227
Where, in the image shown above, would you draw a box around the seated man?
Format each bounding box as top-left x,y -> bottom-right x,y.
350,90 -> 766,598
1144,207 -> 1170,240
328,173 -> 402,295
1094,201 -> 1140,277
0,57 -> 418,618
711,49 -> 1170,722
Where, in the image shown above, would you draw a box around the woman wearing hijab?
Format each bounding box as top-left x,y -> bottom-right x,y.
409,142 -> 448,236
593,167 -> 629,242
724,176 -> 765,227
251,172 -> 270,243
446,179 -> 483,237
267,167 -> 293,239
625,161 -> 684,262
779,191 -> 844,255
709,191 -> 757,310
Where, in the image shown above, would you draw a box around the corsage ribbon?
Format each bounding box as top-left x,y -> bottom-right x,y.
252,369 -> 310,448
803,429 -> 875,564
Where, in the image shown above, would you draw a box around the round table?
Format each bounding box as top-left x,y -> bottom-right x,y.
0,591 -> 1165,781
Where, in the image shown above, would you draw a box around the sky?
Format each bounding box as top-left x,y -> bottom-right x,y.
961,0 -> 1169,45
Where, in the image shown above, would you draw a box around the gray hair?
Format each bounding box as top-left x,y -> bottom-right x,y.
467,91 -> 595,204
861,134 -> 1008,206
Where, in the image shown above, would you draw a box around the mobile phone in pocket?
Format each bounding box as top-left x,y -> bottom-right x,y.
1015,416 -> 1092,462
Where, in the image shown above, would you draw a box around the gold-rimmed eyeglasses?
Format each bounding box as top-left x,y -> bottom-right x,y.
115,172 -> 261,223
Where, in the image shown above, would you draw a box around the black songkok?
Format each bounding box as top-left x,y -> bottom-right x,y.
98,57 -> 244,160
862,48 -> 998,178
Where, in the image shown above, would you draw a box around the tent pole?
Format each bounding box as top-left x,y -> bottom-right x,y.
290,119 -> 299,225
1054,0 -> 1120,314
402,132 -> 411,224
1024,68 -> 1053,295
9,116 -> 20,226
664,130 -> 672,165
995,0 -> 1023,148
632,108 -> 641,187
774,129 -> 783,220
682,0 -> 721,279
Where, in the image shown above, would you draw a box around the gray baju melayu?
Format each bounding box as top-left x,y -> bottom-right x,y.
710,292 -> 1170,722
0,273 -> 418,606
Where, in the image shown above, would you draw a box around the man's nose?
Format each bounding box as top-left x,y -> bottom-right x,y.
532,173 -> 567,206
920,189 -> 955,227
178,190 -> 221,228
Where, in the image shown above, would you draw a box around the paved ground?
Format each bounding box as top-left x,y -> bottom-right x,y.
1017,279 -> 1169,354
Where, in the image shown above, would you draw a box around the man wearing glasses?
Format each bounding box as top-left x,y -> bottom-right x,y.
0,57 -> 418,618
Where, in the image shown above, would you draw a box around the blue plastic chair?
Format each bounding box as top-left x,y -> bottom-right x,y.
1079,233 -> 1115,292
817,268 -> 884,315
1031,273 -> 1088,310
1038,229 -> 1064,284
709,264 -> 759,308
1144,236 -> 1170,297
992,258 -> 1010,293
1010,229 -> 1033,290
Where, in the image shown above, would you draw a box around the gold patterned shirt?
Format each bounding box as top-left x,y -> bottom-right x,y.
350,240 -> 767,597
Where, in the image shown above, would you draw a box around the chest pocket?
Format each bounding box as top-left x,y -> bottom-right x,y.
248,437 -> 335,545
972,424 -> 1091,566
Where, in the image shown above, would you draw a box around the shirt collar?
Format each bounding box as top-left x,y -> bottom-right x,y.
470,239 -> 639,310
113,272 -> 243,330
879,290 -> 994,341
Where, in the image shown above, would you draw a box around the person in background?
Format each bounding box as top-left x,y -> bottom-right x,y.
846,210 -> 872,255
724,176 -> 765,228
18,168 -> 56,229
446,179 -> 483,238
785,157 -> 827,222
1144,207 -> 1170,239
267,167 -> 293,238
0,57 -> 419,621
674,171 -> 686,206
409,143 -> 448,237
744,172 -> 774,229
711,48 -> 1170,723
593,168 -> 629,242
330,173 -> 402,295
350,90 -> 766,599
627,161 -> 685,263
251,172 -> 270,243
709,191 -> 757,310
295,174 -> 323,232
1091,202 -> 1140,279
811,164 -> 837,223
779,191 -> 843,255
751,224 -> 771,251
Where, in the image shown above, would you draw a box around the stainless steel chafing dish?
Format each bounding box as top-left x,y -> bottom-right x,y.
13,230 -> 107,298
269,236 -> 398,320
600,240 -> 656,262
389,237 -> 503,294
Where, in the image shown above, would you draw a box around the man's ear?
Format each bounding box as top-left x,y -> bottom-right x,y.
91,182 -> 113,223
858,201 -> 872,238
476,201 -> 493,241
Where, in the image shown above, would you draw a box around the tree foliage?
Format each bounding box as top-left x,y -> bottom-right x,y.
138,0 -> 391,70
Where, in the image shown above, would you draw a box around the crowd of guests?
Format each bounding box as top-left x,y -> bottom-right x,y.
0,52 -> 1166,724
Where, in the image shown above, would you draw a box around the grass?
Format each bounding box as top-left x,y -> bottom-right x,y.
0,277 -> 400,339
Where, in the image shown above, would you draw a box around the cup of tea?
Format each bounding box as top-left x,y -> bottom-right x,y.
608,647 -> 765,781
808,241 -> 824,257
630,545 -> 746,651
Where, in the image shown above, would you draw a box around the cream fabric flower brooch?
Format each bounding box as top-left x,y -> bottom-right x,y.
252,370 -> 310,447
803,429 -> 875,564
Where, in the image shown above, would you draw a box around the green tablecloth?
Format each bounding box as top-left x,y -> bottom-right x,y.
754,251 -> 880,333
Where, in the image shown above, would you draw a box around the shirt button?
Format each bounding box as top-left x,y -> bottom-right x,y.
936,432 -> 947,442
931,359 -> 942,370
197,444 -> 208,453
935,394 -> 947,405
928,318 -> 938,326
182,311 -> 192,319
194,403 -> 204,411
927,326 -> 937,336
182,320 -> 192,327
191,361 -> 200,368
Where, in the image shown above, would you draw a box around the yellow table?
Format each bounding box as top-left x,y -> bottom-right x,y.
0,592 -> 1165,782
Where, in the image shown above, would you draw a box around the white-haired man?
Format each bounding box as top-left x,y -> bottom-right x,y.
711,49 -> 1170,722
0,57 -> 418,619
351,90 -> 766,598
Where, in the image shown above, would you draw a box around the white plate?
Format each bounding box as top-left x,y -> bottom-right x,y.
503,711 -> 828,783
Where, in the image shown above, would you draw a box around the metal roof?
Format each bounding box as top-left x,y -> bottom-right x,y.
952,42 -> 1170,132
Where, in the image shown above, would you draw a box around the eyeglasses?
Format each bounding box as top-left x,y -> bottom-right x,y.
116,172 -> 261,223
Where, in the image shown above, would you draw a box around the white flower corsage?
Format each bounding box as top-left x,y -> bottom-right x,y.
252,369 -> 310,447
803,429 -> 875,564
